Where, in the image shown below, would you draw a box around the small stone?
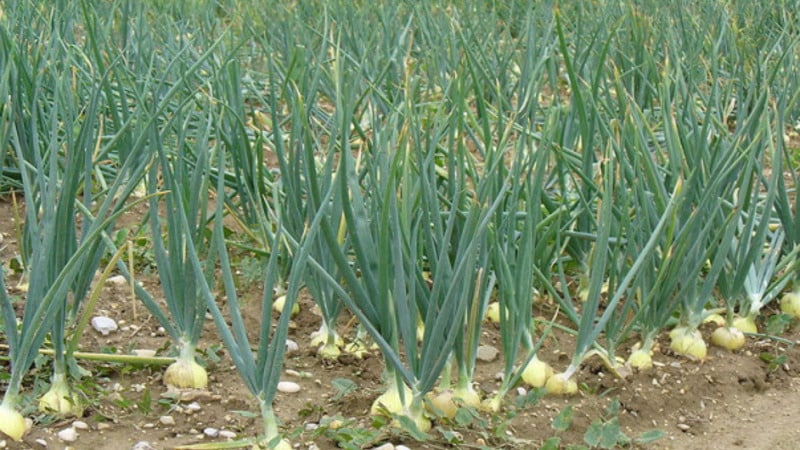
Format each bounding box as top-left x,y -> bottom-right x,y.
58,427 -> 78,442
159,415 -> 176,426
142,423 -> 155,429
516,387 -> 527,396
132,349 -> 157,358
35,439 -> 48,447
305,423 -> 319,432
677,423 -> 691,431
131,442 -> 157,450
203,428 -> 219,438
285,339 -> 299,353
277,381 -> 301,393
372,444 -> 394,450
72,421 -> 89,430
184,402 -> 202,412
219,430 -> 236,439
396,446 -> 411,450
97,423 -> 111,431
476,345 -> 499,362
91,316 -> 118,335
107,275 -> 128,286
0,439 -> 7,448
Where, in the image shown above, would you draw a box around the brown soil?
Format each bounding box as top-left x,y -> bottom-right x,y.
1,198 -> 799,450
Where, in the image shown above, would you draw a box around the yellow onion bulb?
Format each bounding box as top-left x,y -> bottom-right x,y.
0,403 -> 26,441
427,390 -> 458,419
164,358 -> 208,389
627,348 -> 653,371
370,384 -> 412,416
544,372 -> 578,395
703,313 -> 726,327
711,326 -> 746,351
731,316 -> 757,334
453,384 -> 481,409
38,375 -> 83,417
485,302 -> 501,323
272,295 -> 299,316
520,356 -> 554,388
780,291 -> 800,319
669,327 -> 707,360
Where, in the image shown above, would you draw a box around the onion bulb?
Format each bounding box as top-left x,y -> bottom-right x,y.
520,356 -> 553,388
485,302 -> 501,323
780,291 -> 800,319
164,352 -> 208,389
627,347 -> 653,371
544,372 -> 578,395
370,383 -> 413,416
272,295 -> 299,316
669,327 -> 707,360
427,390 -> 458,419
0,403 -> 26,441
710,326 -> 746,351
309,324 -> 344,360
38,373 -> 83,417
370,383 -> 431,432
703,313 -> 726,327
731,316 -> 757,334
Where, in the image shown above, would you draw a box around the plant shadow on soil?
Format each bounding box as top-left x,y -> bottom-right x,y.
1,198 -> 800,450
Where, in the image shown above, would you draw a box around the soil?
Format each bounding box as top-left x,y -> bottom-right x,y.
1,197 -> 800,450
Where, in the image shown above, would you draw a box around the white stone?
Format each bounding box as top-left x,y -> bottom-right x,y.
131,442 -> 157,450
476,345 -> 499,362
0,439 -> 7,448
91,316 -> 118,335
132,349 -> 157,358
107,275 -> 128,286
219,430 -> 236,439
159,415 -> 176,426
372,444 -> 394,450
305,423 -> 319,431
35,439 -> 48,447
396,446 -> 411,450
277,381 -> 301,393
203,428 -> 219,438
185,402 -> 202,412
57,428 -> 78,442
72,420 -> 89,430
285,339 -> 299,353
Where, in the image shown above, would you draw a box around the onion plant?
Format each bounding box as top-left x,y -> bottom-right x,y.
0,5 -> 153,435
187,151 -> 304,450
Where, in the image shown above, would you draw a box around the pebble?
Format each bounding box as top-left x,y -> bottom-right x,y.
133,349 -> 157,358
91,316 -> 118,335
219,430 -> 236,439
285,339 -> 299,353
97,423 -> 111,431
35,439 -> 47,447
107,275 -> 128,285
396,446 -> 411,450
277,381 -> 301,393
57,427 -> 78,442
184,402 -> 202,413
159,415 -> 176,426
203,427 -> 219,438
0,440 -> 6,448
476,345 -> 499,362
72,421 -> 89,430
131,442 -> 157,450
516,387 -> 527,396
305,423 -> 319,432
677,423 -> 691,431
372,444 -> 394,450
